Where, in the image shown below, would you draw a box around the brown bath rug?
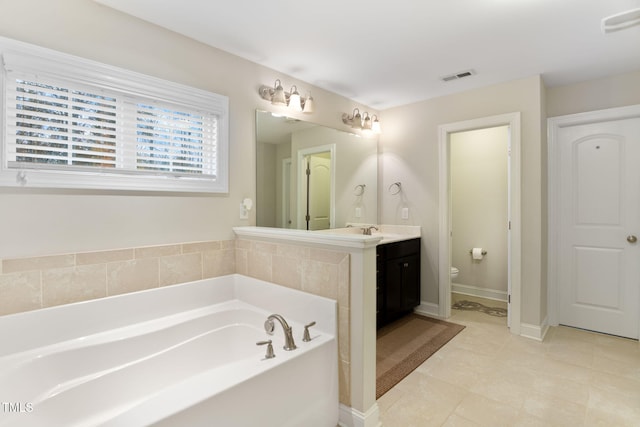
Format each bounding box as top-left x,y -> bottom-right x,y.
376,314 -> 465,399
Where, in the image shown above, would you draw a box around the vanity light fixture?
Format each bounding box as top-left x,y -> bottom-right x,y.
259,79 -> 314,113
342,108 -> 381,134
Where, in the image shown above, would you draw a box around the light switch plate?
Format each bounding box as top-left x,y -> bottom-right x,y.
401,207 -> 409,219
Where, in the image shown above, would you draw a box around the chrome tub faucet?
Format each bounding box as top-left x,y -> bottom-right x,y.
265,314 -> 297,351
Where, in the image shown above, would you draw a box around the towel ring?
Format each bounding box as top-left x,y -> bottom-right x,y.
388,182 -> 402,195
354,184 -> 366,196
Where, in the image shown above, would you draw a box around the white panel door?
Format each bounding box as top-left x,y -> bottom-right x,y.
557,116 -> 640,339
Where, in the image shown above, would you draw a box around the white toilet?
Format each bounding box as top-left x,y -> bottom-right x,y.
450,266 -> 459,281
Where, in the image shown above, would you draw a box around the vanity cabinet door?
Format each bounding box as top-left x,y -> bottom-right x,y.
377,238 -> 420,328
384,252 -> 420,320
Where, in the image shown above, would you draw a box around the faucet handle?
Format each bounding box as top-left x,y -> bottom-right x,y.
302,321 -> 316,342
256,340 -> 275,359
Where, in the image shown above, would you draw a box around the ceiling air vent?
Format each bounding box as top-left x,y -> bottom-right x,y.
440,69 -> 476,82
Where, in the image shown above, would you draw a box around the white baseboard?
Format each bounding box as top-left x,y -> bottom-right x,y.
414,301 -> 441,319
452,283 -> 508,302
338,403 -> 381,427
520,315 -> 549,341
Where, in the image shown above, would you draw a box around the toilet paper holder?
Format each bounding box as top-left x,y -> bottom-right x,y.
469,249 -> 487,255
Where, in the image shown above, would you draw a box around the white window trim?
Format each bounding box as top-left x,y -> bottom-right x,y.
0,37 -> 229,193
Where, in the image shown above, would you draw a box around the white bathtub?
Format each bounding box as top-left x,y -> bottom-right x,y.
0,274 -> 338,427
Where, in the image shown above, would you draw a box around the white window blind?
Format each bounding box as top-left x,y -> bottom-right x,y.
0,38 -> 229,193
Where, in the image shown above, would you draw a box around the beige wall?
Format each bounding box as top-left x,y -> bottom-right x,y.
546,70 -> 640,118
0,0 -> 367,259
378,70 -> 640,328
451,126 -> 509,293
379,76 -> 546,326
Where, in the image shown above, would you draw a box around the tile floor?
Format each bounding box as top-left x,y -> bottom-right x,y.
377,295 -> 640,426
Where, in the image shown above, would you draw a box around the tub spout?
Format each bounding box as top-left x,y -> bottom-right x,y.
265,314 -> 297,351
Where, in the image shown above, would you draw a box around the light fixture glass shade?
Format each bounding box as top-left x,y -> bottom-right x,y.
302,95 -> 314,113
351,108 -> 362,129
371,115 -> 381,134
362,113 -> 372,131
288,86 -> 302,112
271,80 -> 287,106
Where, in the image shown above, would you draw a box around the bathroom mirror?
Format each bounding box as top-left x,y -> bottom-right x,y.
256,110 -> 378,230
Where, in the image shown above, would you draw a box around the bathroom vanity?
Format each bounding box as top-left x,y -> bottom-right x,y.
376,237 -> 421,328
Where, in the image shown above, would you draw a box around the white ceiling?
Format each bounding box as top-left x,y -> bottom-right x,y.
95,0 -> 640,110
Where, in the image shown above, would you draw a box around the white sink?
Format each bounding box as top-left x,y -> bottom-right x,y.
319,224 -> 421,244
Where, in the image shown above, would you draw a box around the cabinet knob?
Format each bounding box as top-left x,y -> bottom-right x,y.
403,262 -> 409,267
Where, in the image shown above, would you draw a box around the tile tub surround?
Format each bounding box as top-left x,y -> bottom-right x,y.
0,275 -> 338,426
233,226 -> 384,427
1,233 -> 357,419
235,237 -> 352,406
0,240 -> 235,316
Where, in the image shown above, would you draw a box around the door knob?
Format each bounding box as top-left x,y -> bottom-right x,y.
627,235 -> 637,243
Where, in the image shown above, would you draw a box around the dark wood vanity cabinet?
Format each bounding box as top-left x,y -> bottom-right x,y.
376,238 -> 421,328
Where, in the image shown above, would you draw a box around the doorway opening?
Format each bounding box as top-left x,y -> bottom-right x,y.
450,126 -> 509,322
438,113 -> 521,335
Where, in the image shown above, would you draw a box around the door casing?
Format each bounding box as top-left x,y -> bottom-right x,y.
438,112 -> 521,336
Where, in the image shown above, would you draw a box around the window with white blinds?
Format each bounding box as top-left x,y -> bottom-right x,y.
0,38 -> 228,192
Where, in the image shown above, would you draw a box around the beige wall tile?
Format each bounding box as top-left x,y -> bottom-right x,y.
276,243 -> 310,260
182,241 -> 221,254
0,271 -> 41,315
134,244 -> 181,259
235,248 -> 248,275
272,254 -> 302,290
253,241 -> 277,255
107,258 -> 159,295
159,253 -> 202,287
76,249 -> 133,266
309,248 -> 348,264
235,239 -> 252,250
3,254 -> 75,274
203,249 -> 235,278
42,264 -> 107,307
301,260 -> 339,300
339,360 -> 351,406
247,250 -> 272,282
338,256 -> 350,308
220,240 -> 235,250
339,306 -> 350,362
